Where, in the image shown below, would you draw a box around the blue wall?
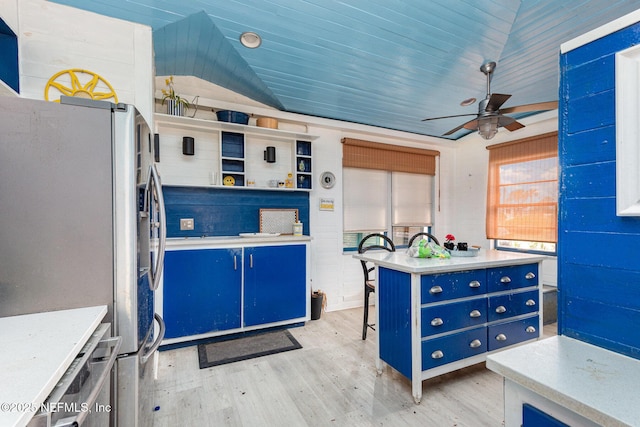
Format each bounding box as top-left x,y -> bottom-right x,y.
559,23 -> 640,359
163,186 -> 310,237
0,19 -> 19,93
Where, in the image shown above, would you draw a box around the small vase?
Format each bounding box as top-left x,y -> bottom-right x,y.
166,99 -> 184,116
444,242 -> 455,250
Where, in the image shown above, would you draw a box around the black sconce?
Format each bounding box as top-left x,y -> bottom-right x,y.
264,146 -> 276,163
182,136 -> 195,156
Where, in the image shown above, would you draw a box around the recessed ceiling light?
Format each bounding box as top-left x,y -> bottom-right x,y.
460,97 -> 477,106
240,31 -> 262,49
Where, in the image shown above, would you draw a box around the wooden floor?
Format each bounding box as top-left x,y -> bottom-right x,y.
151,308 -> 557,426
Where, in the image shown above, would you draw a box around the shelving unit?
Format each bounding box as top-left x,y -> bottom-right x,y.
154,113 -> 318,190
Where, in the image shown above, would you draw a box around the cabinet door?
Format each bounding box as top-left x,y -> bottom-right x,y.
243,245 -> 307,326
163,248 -> 242,338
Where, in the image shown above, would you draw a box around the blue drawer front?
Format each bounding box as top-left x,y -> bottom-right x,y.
488,289 -> 538,322
421,297 -> 487,337
523,404 -> 569,427
488,316 -> 539,351
422,327 -> 487,370
421,270 -> 486,303
487,263 -> 538,293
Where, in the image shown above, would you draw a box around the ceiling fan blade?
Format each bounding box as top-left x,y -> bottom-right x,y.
443,118 -> 478,136
422,113 -> 477,122
500,100 -> 558,114
498,115 -> 525,131
486,93 -> 511,111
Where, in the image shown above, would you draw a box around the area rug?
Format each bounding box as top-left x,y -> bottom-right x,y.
197,329 -> 302,369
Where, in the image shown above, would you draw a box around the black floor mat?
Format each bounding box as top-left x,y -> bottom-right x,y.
197,329 -> 302,369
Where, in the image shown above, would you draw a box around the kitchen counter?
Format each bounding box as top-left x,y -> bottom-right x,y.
167,234 -> 312,248
353,249 -> 547,274
487,335 -> 640,426
0,306 -> 107,427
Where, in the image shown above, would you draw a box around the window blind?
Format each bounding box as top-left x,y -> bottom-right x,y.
392,172 -> 433,226
342,138 -> 439,175
343,168 -> 388,232
486,132 -> 558,243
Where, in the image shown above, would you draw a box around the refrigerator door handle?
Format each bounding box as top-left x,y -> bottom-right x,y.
146,164 -> 166,291
141,313 -> 165,364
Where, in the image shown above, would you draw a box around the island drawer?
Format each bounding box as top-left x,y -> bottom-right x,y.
421,327 -> 487,370
487,289 -> 538,322
487,315 -> 539,351
421,297 -> 487,337
421,270 -> 487,303
487,263 -> 538,293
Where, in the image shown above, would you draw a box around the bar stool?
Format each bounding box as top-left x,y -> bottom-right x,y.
408,232 -> 440,247
358,233 -> 396,340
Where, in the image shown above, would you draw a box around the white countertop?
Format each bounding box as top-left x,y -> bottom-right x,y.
167,234 -> 312,248
486,335 -> 640,427
353,249 -> 547,274
0,306 -> 107,427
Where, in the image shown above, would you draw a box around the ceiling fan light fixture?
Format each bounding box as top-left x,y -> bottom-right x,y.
240,31 -> 262,48
478,117 -> 499,140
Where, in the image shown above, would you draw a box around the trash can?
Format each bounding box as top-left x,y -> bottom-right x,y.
310,291 -> 324,320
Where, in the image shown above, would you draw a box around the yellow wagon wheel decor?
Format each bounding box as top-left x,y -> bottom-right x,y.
44,69 -> 118,102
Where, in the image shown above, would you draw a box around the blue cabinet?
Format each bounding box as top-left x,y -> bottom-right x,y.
163,248 -> 242,339
244,244 -> 307,326
522,404 -> 569,427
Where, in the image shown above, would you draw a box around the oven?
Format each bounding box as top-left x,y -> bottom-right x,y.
27,324 -> 121,427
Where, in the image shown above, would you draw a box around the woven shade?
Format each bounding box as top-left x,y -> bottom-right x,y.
342,138 -> 439,175
486,132 -> 558,243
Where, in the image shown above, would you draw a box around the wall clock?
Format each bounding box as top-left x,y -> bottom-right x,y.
320,171 -> 336,189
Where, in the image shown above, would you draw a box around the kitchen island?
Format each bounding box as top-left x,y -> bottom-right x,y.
353,249 -> 547,403
0,306 -> 107,427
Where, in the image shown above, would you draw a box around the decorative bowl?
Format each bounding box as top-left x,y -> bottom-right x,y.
216,110 -> 249,124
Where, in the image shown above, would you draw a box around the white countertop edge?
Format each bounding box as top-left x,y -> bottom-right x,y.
486,335 -> 640,427
353,250 -> 547,274
167,235 -> 312,247
0,306 -> 107,427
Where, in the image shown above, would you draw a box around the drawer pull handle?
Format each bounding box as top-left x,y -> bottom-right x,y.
525,299 -> 536,306
431,350 -> 444,359
500,276 -> 512,284
469,310 -> 482,318
430,318 -> 444,327
526,326 -> 537,333
525,272 -> 536,280
469,339 -> 482,348
430,285 -> 443,294
469,280 -> 481,288
495,333 -> 507,341
495,305 -> 507,314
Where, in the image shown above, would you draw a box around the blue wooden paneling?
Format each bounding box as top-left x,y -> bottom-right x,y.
378,267 -> 412,379
560,20 -> 640,360
163,186 -> 310,237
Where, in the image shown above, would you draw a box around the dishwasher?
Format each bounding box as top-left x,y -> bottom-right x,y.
28,324 -> 121,427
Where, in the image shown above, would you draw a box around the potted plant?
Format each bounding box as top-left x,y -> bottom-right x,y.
444,234 -> 456,250
161,75 -> 189,116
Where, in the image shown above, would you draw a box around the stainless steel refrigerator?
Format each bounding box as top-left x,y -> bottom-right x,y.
0,96 -> 166,426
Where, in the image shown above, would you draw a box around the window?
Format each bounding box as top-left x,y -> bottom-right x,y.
341,138 -> 439,251
486,132 -> 558,254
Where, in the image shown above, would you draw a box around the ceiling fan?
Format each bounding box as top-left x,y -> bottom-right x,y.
422,62 -> 558,139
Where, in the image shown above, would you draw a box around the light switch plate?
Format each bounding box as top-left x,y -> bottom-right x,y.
180,218 -> 194,230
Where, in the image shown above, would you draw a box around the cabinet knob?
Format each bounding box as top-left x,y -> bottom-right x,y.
430,285 -> 443,295
500,276 -> 512,284
495,334 -> 507,341
469,310 -> 482,318
495,305 -> 507,314
430,317 -> 444,327
431,350 -> 444,359
469,339 -> 482,348
468,280 -> 481,288
525,299 -> 536,306
526,326 -> 537,333
525,272 -> 536,280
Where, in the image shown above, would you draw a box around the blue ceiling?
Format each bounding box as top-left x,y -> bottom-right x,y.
50,0 -> 640,139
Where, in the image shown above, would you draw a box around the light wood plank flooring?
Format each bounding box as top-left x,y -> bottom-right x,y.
151,308 -> 557,426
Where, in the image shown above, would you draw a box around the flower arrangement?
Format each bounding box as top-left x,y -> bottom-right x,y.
444,234 -> 456,250
161,76 -> 189,114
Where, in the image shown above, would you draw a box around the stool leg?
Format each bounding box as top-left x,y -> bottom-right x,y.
362,287 -> 370,340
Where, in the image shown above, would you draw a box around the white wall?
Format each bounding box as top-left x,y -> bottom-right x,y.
0,0 -> 154,124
